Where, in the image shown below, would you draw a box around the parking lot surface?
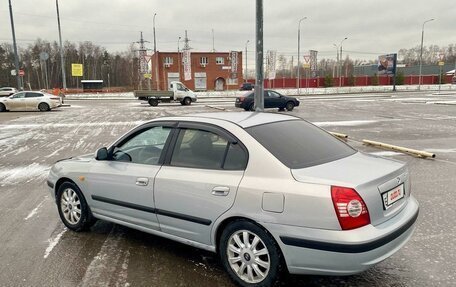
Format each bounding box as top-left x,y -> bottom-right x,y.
0,91 -> 455,286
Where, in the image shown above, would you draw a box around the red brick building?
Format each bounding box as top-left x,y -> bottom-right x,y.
151,51 -> 243,91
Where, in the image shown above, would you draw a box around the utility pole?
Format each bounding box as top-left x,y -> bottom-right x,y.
338,37 -> 348,87
135,32 -> 151,90
178,37 -> 182,82
153,13 -> 159,90
254,0 -> 264,111
56,0 -> 67,90
418,18 -> 434,91
245,40 -> 249,82
8,0 -> 20,89
212,29 -> 215,52
297,17 -> 307,95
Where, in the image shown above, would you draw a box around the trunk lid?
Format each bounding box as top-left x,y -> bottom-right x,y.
291,152 -> 410,226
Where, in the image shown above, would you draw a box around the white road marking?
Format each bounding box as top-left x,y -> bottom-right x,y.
313,120 -> 379,127
24,197 -> 48,220
369,151 -> 404,157
44,228 -> 67,259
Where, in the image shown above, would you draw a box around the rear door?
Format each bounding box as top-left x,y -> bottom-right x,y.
154,122 -> 248,245
25,92 -> 43,111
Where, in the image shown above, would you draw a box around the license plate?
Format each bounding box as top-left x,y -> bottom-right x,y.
382,184 -> 405,210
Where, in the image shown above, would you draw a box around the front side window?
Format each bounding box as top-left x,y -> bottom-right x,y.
11,92 -> 25,99
112,126 -> 172,165
171,128 -> 247,170
268,91 -> 281,98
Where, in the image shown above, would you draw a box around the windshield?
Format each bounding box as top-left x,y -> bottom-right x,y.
246,120 -> 356,169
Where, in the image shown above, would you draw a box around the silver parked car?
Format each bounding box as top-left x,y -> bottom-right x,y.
47,112 -> 419,286
0,91 -> 62,112
0,87 -> 18,97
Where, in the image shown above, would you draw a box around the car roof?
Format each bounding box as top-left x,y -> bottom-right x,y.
179,112 -> 299,128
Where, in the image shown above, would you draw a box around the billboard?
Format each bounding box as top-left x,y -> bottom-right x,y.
183,50 -> 192,81
267,50 -> 277,79
230,51 -> 238,79
378,54 -> 397,75
71,64 -> 83,77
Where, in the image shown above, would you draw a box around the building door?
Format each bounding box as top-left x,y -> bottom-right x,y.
215,78 -> 225,91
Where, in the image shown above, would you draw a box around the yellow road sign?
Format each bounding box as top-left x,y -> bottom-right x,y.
72,64 -> 83,77
143,73 -> 152,79
438,61 -> 445,66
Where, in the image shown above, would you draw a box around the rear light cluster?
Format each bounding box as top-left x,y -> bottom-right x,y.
238,97 -> 245,102
331,186 -> 370,230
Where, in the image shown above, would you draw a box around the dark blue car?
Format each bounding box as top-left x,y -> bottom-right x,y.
235,90 -> 300,111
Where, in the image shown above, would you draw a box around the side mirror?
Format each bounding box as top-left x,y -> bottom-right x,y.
95,147 -> 109,160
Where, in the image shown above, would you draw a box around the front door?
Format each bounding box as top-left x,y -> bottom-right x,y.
154,123 -> 248,245
87,124 -> 173,231
215,78 -> 225,91
7,92 -> 26,111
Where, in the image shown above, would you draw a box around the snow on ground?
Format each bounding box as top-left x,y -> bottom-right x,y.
0,163 -> 50,186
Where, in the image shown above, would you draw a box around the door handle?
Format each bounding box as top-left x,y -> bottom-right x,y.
212,186 -> 230,196
136,177 -> 149,186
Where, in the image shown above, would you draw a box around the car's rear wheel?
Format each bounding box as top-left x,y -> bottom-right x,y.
38,102 -> 50,112
0,103 -> 6,112
285,101 -> 295,111
219,220 -> 283,287
56,182 -> 95,231
148,99 -> 159,106
249,103 -> 255,111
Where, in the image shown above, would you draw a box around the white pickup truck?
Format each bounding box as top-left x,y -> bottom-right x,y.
134,81 -> 197,106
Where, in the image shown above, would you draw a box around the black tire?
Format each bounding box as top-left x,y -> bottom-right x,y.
183,97 -> 192,106
38,102 -> 50,112
56,182 -> 95,232
0,103 -> 6,112
219,220 -> 283,287
249,103 -> 255,111
285,102 -> 294,111
148,99 -> 159,106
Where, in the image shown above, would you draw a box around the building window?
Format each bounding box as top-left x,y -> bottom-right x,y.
216,57 -> 224,65
164,57 -> 173,65
200,57 -> 208,66
227,78 -> 238,86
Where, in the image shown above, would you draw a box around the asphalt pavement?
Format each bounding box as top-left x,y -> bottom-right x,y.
0,91 -> 455,286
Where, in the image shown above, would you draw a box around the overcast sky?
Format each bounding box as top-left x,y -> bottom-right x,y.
1,0 -> 455,63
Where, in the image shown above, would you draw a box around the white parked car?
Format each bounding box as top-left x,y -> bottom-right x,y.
0,87 -> 18,97
0,91 -> 62,112
47,112 -> 419,286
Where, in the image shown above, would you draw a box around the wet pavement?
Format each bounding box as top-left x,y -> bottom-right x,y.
0,91 -> 455,286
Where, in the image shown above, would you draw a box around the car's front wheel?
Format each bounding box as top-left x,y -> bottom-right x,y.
219,220 -> 283,287
285,102 -> 295,111
56,182 -> 95,231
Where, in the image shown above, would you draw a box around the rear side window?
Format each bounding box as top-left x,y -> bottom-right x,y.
246,120 -> 356,169
25,92 -> 43,98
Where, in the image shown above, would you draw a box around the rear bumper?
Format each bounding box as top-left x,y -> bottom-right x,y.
264,196 -> 419,275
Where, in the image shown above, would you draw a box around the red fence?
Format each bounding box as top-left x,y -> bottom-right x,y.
248,75 -> 454,89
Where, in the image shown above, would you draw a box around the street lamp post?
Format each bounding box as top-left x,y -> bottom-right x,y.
297,17 -> 307,95
153,13 -> 159,90
245,40 -> 249,82
56,0 -> 67,90
333,43 -> 339,79
178,37 -> 182,82
418,18 -> 434,91
8,0 -> 20,89
339,37 -> 348,87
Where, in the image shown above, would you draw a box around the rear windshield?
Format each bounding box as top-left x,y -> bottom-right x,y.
246,120 -> 356,169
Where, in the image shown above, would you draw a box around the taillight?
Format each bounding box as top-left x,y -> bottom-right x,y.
331,186 -> 370,230
239,97 -> 245,102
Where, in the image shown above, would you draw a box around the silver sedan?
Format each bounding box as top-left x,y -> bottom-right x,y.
47,112 -> 419,287
0,91 -> 61,112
